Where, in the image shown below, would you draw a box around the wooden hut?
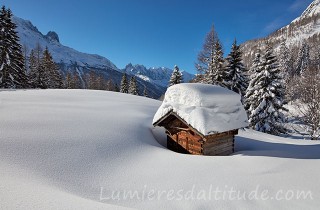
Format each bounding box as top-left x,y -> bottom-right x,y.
152,83 -> 248,156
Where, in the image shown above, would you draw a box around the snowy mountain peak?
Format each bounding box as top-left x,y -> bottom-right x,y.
241,0 -> 320,66
301,0 -> 320,18
13,15 -> 194,97
45,31 -> 59,43
292,0 -> 320,23
122,64 -> 195,87
13,16 -> 118,70
13,16 -> 41,36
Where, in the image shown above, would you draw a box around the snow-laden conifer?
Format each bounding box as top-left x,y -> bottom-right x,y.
245,43 -> 287,135
120,73 -> 128,93
0,7 -> 28,88
225,39 -> 248,99
169,65 -> 183,87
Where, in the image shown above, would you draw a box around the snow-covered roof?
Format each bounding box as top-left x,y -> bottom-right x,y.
153,83 -> 248,136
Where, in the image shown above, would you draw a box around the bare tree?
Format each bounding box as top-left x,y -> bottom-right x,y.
195,24 -> 226,86
195,25 -> 217,76
294,65 -> 320,140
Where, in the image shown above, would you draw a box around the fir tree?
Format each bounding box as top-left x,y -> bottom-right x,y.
120,73 -> 128,93
225,39 -> 248,99
129,76 -> 138,95
0,6 -> 28,88
245,43 -> 287,135
169,65 -> 183,87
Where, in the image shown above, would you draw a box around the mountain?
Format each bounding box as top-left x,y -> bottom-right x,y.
14,16 -> 118,70
122,63 -> 195,87
13,16 -> 194,98
241,0 -> 320,66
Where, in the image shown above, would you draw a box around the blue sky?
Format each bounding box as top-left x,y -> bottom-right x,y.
2,0 -> 313,73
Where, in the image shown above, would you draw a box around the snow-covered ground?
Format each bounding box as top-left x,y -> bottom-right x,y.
284,102 -> 319,140
0,90 -> 319,209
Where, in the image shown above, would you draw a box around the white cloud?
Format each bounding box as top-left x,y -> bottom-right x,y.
288,0 -> 311,12
261,0 -> 312,35
262,18 -> 285,35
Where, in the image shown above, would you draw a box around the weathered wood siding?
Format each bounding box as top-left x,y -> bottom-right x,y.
203,130 -> 237,156
166,130 -> 203,155
159,113 -> 238,156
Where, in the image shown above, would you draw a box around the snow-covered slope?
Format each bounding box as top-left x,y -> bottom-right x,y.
123,63 -> 194,87
0,90 -> 319,209
241,0 -> 320,65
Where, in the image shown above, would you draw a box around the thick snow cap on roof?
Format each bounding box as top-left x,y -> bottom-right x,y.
153,83 -> 249,136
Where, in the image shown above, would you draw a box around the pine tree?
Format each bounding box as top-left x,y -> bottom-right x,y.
169,65 -> 183,87
42,47 -> 62,88
120,73 -> 128,93
0,6 -> 28,88
225,39 -> 248,99
245,43 -> 287,135
129,76 -> 138,95
295,42 -> 310,76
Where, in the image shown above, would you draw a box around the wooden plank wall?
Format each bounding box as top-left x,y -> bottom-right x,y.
166,130 -> 203,155
203,131 -> 235,156
162,115 -> 238,156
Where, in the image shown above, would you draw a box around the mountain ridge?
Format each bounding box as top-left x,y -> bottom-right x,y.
13,15 -> 195,98
241,0 -> 320,66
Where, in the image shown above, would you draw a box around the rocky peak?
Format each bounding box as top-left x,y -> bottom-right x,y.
45,31 -> 60,43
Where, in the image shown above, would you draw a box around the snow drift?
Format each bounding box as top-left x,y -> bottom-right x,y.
0,89 -> 320,209
153,83 -> 248,135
